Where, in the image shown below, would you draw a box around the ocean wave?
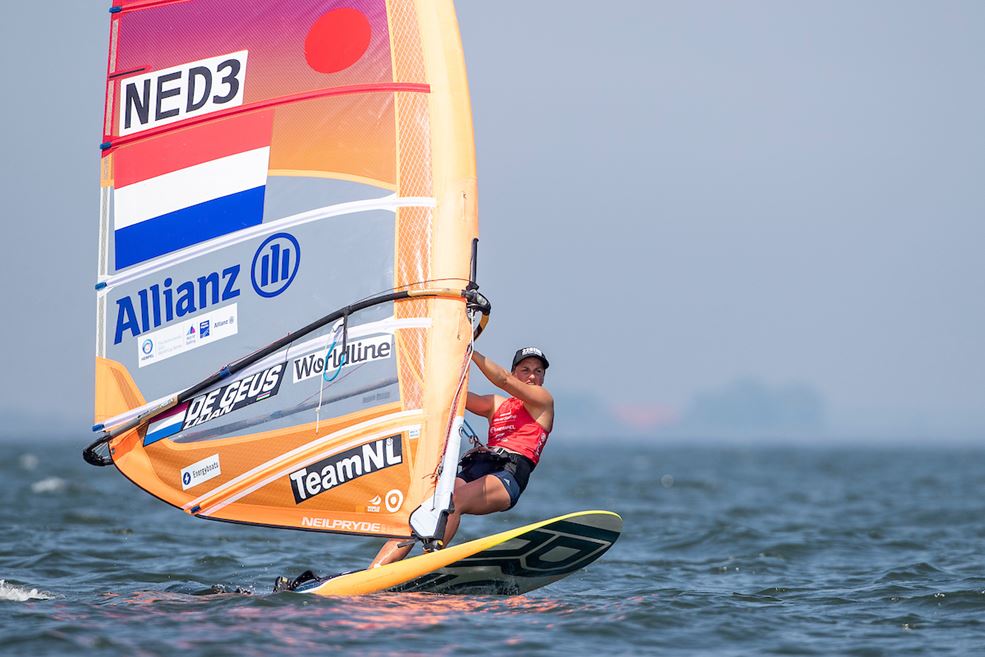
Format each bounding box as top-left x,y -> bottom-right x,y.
0,579 -> 54,602
30,477 -> 67,494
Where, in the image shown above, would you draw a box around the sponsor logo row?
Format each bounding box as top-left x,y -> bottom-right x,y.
144,334 -> 393,445
179,436 -> 406,512
143,332 -> 394,443
138,304 -> 238,368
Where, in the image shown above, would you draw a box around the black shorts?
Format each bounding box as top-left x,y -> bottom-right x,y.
457,449 -> 535,510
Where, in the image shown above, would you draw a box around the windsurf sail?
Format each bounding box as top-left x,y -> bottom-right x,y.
85,0 -> 488,544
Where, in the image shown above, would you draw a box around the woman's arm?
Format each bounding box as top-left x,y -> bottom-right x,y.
466,391 -> 497,419
471,351 -> 553,409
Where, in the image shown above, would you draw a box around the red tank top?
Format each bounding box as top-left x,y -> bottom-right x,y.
487,397 -> 550,465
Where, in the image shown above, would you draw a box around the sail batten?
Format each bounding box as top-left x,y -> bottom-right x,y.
88,0 -> 482,541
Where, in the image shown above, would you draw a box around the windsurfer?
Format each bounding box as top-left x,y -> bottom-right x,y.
369,346 -> 554,567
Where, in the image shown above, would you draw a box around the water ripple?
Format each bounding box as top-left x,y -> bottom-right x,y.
4,442 -> 985,656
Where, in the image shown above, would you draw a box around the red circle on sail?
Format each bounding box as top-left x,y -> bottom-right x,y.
304,8 -> 372,74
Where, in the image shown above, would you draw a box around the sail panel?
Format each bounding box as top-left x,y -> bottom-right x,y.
268,94 -> 398,187
110,0 -> 400,104
93,0 -> 478,540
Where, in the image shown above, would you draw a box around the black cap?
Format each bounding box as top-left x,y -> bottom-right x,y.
511,346 -> 549,370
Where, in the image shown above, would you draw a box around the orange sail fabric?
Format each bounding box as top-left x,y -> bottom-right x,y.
90,0 -> 479,541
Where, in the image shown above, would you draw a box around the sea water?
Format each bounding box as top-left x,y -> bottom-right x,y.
2,440 -> 984,656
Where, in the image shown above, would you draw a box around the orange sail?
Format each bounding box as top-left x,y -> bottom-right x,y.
86,0 -> 485,543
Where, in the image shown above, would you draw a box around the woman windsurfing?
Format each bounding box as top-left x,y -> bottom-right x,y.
368,346 -> 554,567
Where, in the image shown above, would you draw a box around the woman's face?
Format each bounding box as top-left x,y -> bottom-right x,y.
512,357 -> 546,386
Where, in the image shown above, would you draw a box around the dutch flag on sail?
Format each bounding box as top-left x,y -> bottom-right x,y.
144,402 -> 190,446
112,111 -> 274,270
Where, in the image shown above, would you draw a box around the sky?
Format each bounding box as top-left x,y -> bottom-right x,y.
0,1 -> 982,441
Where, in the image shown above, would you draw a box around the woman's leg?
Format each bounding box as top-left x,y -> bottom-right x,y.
369,474 -> 510,568
368,537 -> 412,568
442,474 -> 511,546
369,478 -> 472,568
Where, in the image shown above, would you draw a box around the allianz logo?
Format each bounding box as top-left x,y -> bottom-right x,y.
113,233 -> 300,345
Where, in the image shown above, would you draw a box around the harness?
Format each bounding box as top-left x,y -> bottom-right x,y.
459,444 -> 534,472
